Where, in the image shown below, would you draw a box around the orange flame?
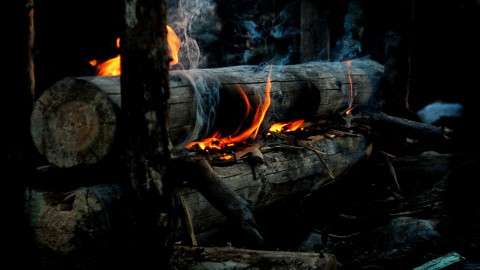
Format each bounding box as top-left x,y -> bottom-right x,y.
345,106 -> 355,115
269,119 -> 304,133
186,69 -> 272,151
90,25 -> 181,76
167,25 -> 181,66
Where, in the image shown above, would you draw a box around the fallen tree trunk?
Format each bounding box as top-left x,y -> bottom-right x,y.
31,59 -> 383,168
173,245 -> 338,270
174,134 -> 370,244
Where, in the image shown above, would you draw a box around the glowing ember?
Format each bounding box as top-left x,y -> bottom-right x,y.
345,106 -> 355,115
268,119 -> 304,133
186,69 -> 272,152
167,25 -> 181,66
90,25 -> 181,76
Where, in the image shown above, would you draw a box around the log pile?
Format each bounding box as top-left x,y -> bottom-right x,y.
26,59 -> 385,269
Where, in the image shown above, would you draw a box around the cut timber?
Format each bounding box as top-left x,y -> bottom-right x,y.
24,183 -> 127,269
173,245 -> 338,270
175,134 -> 370,243
31,77 -> 119,168
31,59 -> 383,167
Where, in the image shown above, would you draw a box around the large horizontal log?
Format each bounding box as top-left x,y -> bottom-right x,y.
25,134 -> 370,264
31,59 -> 382,168
175,134 -> 370,244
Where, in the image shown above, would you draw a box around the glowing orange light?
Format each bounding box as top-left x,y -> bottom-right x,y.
90,25 -> 181,76
186,69 -> 273,151
345,106 -> 355,115
347,60 -> 353,110
269,119 -> 304,133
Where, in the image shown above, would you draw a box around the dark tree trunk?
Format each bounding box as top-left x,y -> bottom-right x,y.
379,0 -> 416,118
3,0 -> 37,268
121,0 -> 174,268
300,0 -> 331,61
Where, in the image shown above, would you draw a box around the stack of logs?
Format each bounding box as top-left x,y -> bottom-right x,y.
26,59 -> 395,269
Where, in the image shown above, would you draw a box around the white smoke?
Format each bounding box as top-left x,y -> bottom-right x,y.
167,0 -> 222,144
180,70 -> 221,145
167,0 -> 221,70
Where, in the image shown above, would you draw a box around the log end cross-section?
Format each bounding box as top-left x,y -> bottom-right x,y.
31,77 -> 117,168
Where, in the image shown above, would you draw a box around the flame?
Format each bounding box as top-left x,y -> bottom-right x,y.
94,47 -> 121,76
345,106 -> 355,115
90,25 -> 181,76
346,60 -> 353,110
167,25 -> 181,66
269,119 -> 304,133
186,69 -> 272,151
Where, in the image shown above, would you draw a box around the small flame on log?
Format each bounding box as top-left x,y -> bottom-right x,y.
339,59 -> 355,115
89,25 -> 181,76
186,69 -> 272,153
268,120 -> 304,134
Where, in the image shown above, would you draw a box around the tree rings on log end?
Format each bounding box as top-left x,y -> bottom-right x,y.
31,77 -> 117,168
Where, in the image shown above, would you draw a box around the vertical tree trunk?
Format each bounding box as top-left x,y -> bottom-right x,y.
3,0 -> 37,267
121,0 -> 174,268
300,0 -> 331,62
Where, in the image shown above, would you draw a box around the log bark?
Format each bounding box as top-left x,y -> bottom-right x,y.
31,59 -> 383,168
24,183 -> 128,269
173,157 -> 265,247
173,245 -> 338,270
175,134 -> 370,244
120,0 -> 174,268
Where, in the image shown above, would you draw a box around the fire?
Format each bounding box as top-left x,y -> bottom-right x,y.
186,69 -> 272,152
346,60 -> 353,111
89,25 -> 181,76
268,119 -> 304,133
345,106 -> 355,115
166,25 -> 181,66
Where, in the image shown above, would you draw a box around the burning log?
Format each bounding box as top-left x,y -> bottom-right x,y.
173,245 -> 338,270
31,59 -> 383,168
174,134 -> 370,245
